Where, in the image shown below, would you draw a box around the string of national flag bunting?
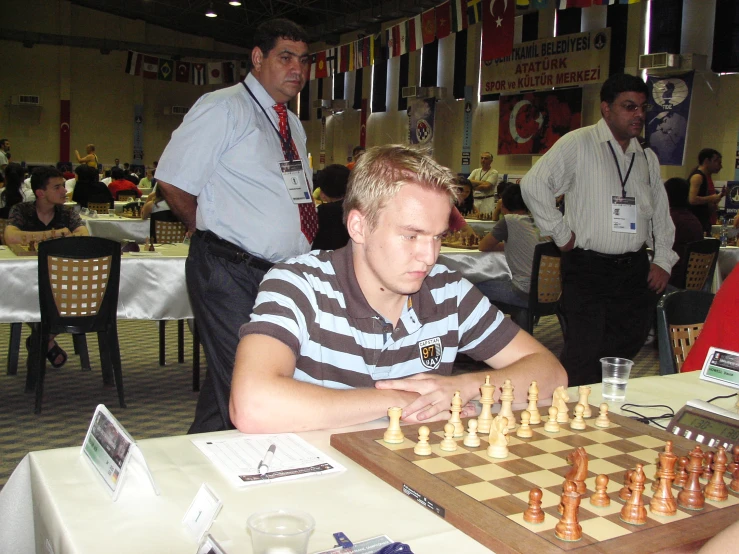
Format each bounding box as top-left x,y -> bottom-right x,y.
123,0 -> 642,84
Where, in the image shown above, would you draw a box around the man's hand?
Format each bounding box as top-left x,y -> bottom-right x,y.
375,374 -> 478,422
559,231 -> 576,252
647,263 -> 670,294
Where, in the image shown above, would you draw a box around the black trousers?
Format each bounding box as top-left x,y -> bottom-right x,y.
186,232 -> 270,433
558,247 -> 656,387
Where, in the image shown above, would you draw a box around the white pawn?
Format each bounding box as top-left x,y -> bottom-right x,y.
414,426 -> 432,456
449,390 -> 464,438
516,410 -> 534,438
595,403 -> 611,428
544,406 -> 560,433
527,381 -> 541,425
440,423 -> 458,452
570,404 -> 587,431
464,419 -> 481,448
578,385 -> 592,418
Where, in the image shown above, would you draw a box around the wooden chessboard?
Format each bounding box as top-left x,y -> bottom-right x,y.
441,242 -> 479,250
9,244 -> 38,256
330,405 -> 739,554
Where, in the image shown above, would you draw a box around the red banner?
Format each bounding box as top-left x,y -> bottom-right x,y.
59,100 -> 70,164
436,2 -> 452,39
482,0 -> 514,61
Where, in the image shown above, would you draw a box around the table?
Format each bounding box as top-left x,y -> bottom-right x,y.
464,218 -> 495,236
717,246 -> 739,288
438,247 -> 510,284
0,243 -> 192,323
1,372 -> 733,554
82,214 -> 150,244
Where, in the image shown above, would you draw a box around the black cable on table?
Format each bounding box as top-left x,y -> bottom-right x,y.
706,393 -> 737,403
619,403 -> 675,430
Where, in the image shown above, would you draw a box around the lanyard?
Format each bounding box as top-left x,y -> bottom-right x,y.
606,141 -> 635,198
241,82 -> 295,162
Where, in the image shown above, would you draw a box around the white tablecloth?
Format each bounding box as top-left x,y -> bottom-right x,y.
0,372 -> 732,554
717,246 -> 739,287
0,244 -> 192,323
438,247 -> 510,284
82,214 -> 150,244
464,218 -> 496,236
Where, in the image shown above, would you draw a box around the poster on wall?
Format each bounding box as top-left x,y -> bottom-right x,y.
498,88 -> 582,156
409,98 -> 436,152
645,71 -> 694,166
724,181 -> 739,218
132,104 -> 144,168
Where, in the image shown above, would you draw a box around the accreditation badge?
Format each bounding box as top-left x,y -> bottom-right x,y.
279,160 -> 313,204
611,196 -> 637,234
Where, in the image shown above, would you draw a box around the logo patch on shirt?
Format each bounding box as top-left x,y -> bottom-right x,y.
418,337 -> 442,370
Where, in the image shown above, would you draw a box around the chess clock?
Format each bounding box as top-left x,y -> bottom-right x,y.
666,400 -> 739,451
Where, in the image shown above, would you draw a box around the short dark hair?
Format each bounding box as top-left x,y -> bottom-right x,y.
352,146 -> 366,157
501,183 -> 528,213
30,166 -> 62,194
316,164 -> 351,199
75,165 -> 100,184
74,164 -> 86,176
252,19 -> 308,56
698,148 -> 721,165
664,177 -> 690,209
0,138 -> 7,148
496,180 -> 512,198
111,167 -> 125,180
600,73 -> 649,104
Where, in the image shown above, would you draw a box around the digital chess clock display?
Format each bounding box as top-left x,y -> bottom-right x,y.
677,412 -> 739,443
668,400 -> 739,451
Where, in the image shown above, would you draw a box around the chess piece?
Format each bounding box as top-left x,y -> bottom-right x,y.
413,426 -> 432,456
487,416 -> 509,459
731,465 -> 739,494
544,407 -> 560,433
577,386 -> 592,418
677,446 -> 706,511
554,386 -> 569,424
440,423 -> 458,452
523,488 -> 545,524
650,440 -> 678,516
590,474 -> 610,507
595,403 -> 610,428
564,447 -> 588,495
526,381 -> 541,424
570,404 -> 586,431
704,446 -> 729,502
674,456 -> 689,489
516,410 -> 533,439
620,464 -> 647,525
449,391 -> 464,438
463,419 -> 481,448
619,469 -> 634,501
478,375 -> 495,434
499,379 -> 516,430
554,480 -> 582,542
702,451 -> 714,481
383,407 -> 404,444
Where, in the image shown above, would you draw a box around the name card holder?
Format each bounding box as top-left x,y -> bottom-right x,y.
183,483 -> 223,543
700,347 -> 739,390
81,404 -> 160,501
196,534 -> 228,554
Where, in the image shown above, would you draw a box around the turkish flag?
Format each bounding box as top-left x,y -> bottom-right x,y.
436,2 -> 452,40
482,0 -> 514,61
421,9 -> 436,45
315,51 -> 328,78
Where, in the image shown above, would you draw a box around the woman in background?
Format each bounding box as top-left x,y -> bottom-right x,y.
141,185 -> 170,220
453,176 -> 475,216
0,163 -> 27,219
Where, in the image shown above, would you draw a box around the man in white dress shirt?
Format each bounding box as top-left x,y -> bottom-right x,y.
469,151 -> 499,214
521,74 -> 677,386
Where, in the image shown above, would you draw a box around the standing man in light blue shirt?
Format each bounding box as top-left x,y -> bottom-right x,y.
156,19 -> 316,433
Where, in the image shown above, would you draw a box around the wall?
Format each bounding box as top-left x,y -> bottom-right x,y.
0,0 -> 246,167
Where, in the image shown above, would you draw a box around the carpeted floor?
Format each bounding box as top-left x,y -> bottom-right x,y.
0,315 -> 659,489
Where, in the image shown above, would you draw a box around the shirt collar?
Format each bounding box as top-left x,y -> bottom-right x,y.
596,118 -> 639,155
245,72 -> 280,111
332,243 -> 438,321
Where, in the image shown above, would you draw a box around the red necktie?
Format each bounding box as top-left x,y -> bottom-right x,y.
273,103 -> 318,244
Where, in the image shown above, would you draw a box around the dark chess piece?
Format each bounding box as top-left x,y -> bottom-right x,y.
523,488 -> 545,524
621,464 -> 647,525
590,474 -> 610,508
554,480 -> 582,542
677,446 -> 706,511
704,447 -> 729,502
674,456 -> 689,489
650,441 -> 677,516
619,469 -> 634,501
703,451 -> 715,481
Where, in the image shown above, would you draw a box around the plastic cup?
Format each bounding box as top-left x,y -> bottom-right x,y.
247,509 -> 314,554
600,357 -> 633,402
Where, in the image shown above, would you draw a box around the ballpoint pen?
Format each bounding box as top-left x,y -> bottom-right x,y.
258,444 -> 277,477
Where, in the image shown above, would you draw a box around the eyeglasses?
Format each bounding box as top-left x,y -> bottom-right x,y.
617,102 -> 653,113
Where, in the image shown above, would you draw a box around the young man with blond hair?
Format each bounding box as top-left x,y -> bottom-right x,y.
230,144 -> 566,433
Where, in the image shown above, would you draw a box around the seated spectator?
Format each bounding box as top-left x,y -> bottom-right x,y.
229,144 -> 566,433
102,170 -> 112,186
476,184 -> 547,327
72,165 -> 114,208
312,164 -> 351,251
453,176 -> 475,216
491,180 -> 512,222
5,167 -> 90,369
0,163 -> 27,219
665,177 -> 704,289
346,146 -> 365,170
141,186 -> 170,220
139,169 -> 154,190
108,167 -> 142,199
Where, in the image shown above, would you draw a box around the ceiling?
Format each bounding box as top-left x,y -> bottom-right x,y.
71,0 -> 443,50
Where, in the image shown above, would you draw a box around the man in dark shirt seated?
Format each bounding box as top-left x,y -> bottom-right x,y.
312,164 -> 351,251
665,177 -> 704,289
4,166 -> 89,369
107,167 -> 142,200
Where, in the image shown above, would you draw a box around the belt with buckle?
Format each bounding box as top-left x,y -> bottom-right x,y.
196,230 -> 274,272
572,245 -> 646,266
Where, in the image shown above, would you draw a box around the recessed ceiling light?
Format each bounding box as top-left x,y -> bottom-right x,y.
229,1 -> 242,5
205,3 -> 217,17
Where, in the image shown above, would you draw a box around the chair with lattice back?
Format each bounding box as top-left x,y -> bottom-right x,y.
656,289 -> 714,375
0,218 -> 9,245
683,238 -> 720,291
87,202 -> 110,214
29,237 -> 124,413
153,220 -> 187,244
118,195 -> 136,203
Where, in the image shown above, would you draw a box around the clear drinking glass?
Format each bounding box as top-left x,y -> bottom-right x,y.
600,357 -> 633,402
247,509 -> 315,554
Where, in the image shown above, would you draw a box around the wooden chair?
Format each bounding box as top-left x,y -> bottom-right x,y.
29,237 -> 124,413
118,195 -> 136,203
152,220 -> 186,244
656,290 -> 714,375
87,202 -> 110,214
683,238 -> 720,292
